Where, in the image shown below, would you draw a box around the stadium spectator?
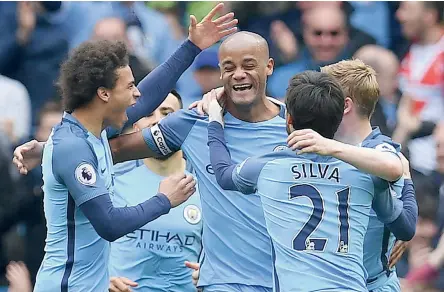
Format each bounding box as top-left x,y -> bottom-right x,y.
91,17 -> 153,85
190,49 -> 223,105
267,4 -> 375,98
0,131 -> 18,288
0,75 -> 31,145
393,1 -> 444,176
0,2 -> 94,123
354,45 -> 401,136
0,100 -> 62,284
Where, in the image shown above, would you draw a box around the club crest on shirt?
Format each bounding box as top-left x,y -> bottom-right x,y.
273,145 -> 288,152
75,163 -> 97,186
183,205 -> 201,225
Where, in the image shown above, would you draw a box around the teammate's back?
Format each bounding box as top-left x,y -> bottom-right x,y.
252,151 -> 376,291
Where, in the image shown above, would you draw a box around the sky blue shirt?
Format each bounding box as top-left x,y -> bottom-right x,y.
109,160 -> 202,291
361,128 -> 404,290
35,112 -> 114,292
142,102 -> 287,288
227,149 -> 403,292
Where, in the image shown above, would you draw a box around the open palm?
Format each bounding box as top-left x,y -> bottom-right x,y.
188,3 -> 238,50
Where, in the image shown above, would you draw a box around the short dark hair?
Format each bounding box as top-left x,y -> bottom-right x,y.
424,1 -> 443,23
58,40 -> 129,112
285,71 -> 345,139
170,89 -> 183,109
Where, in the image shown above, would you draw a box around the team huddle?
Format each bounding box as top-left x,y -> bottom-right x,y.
12,3 -> 418,292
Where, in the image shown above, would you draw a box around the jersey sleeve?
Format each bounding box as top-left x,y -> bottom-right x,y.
52,137 -> 109,206
141,109 -> 199,156
371,177 -> 403,224
231,157 -> 268,194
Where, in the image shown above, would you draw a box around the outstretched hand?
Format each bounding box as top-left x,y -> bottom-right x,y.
188,3 -> 238,50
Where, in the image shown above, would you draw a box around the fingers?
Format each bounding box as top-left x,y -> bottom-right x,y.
286,129 -> 313,143
197,101 -> 205,116
178,174 -> 194,187
213,12 -> 234,25
12,156 -> 27,174
389,241 -> 407,269
110,277 -> 133,292
189,15 -> 198,28
218,27 -> 238,38
217,19 -> 238,31
6,261 -> 29,283
192,270 -> 199,286
182,178 -> 197,197
288,135 -> 315,151
120,277 -> 138,287
202,3 -> 224,21
188,101 -> 199,110
185,261 -> 200,270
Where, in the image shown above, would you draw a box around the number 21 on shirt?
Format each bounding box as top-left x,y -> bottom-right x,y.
289,184 -> 350,253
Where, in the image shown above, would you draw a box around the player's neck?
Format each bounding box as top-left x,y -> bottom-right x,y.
143,151 -> 186,177
71,107 -> 104,138
417,26 -> 443,45
226,96 -> 280,123
335,118 -> 372,146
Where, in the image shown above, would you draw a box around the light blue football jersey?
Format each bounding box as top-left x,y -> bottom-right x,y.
361,128 -> 403,291
142,101 -> 287,289
109,160 -> 202,291
229,150 -> 403,292
35,113 -> 114,292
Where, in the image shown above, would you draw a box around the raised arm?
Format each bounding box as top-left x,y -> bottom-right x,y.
287,129 -> 403,182
110,3 -> 237,136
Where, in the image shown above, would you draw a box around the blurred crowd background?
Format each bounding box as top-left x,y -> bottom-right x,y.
0,1 -> 442,291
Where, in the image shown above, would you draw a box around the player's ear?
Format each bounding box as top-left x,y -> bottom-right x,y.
344,97 -> 353,115
286,113 -> 295,132
266,58 -> 274,76
97,87 -> 110,103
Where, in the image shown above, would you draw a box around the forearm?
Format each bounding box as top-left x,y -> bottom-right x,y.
331,141 -> 402,182
109,131 -> 164,164
80,193 -> 171,242
386,179 -> 418,241
124,40 -> 201,127
207,121 -> 237,190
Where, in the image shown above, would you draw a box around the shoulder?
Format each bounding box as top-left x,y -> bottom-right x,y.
242,150 -> 296,173
52,124 -> 95,161
165,109 -> 207,123
362,132 -> 401,153
159,109 -> 207,133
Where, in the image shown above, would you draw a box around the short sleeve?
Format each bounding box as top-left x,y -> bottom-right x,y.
52,138 -> 109,206
142,109 -> 200,156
